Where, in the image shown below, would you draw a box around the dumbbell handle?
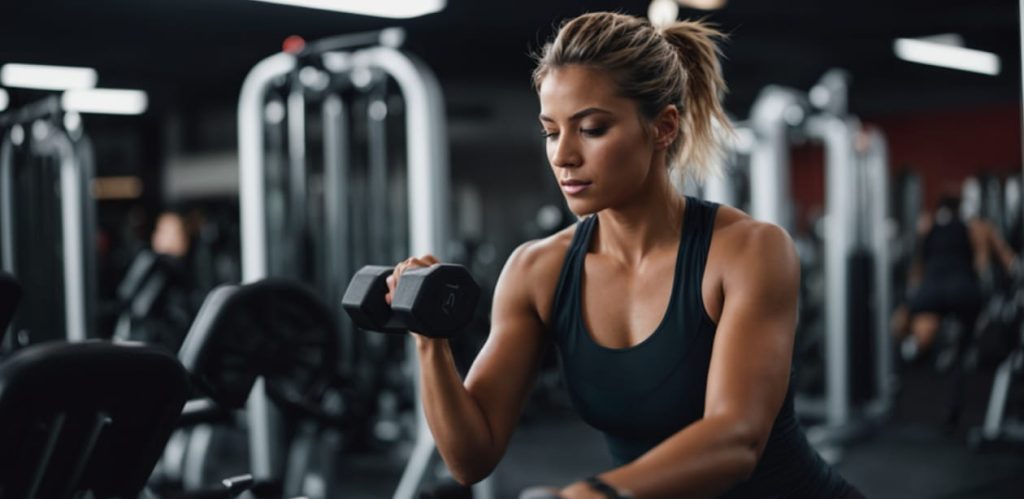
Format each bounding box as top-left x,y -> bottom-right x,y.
377,309 -> 417,335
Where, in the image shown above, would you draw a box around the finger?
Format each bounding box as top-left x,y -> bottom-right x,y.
386,268 -> 401,305
406,257 -> 432,269
390,256 -> 437,302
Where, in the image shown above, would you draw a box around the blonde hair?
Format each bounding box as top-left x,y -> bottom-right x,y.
533,12 -> 731,182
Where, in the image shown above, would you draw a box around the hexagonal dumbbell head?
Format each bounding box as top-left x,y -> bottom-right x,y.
341,265 -> 402,333
390,264 -> 481,338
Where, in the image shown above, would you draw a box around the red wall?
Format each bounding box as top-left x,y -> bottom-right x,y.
789,104 -> 1022,234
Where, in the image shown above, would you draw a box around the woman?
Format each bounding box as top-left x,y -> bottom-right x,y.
892,189 -> 1019,361
387,12 -> 861,498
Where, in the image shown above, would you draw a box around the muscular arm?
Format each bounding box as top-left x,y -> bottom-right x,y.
968,219 -> 1017,275
585,223 -> 800,499
416,242 -> 553,484
985,222 -> 1018,272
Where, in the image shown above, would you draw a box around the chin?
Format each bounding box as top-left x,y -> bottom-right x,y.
564,197 -> 603,217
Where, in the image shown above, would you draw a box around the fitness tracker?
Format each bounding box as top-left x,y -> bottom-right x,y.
584,476 -> 632,499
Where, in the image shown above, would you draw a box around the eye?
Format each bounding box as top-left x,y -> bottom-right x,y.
582,126 -> 608,137
541,129 -> 559,140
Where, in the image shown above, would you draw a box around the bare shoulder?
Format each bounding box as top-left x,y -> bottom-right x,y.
712,204 -> 794,254
966,217 -> 986,235
498,223 -> 578,325
506,224 -> 576,274
709,204 -> 798,282
703,204 -> 799,335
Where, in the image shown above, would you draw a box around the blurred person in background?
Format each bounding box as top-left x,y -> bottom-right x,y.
113,207 -> 204,352
891,181 -> 1019,363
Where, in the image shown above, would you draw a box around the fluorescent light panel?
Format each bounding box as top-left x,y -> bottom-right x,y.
677,0 -> 727,10
62,88 -> 148,115
894,37 -> 1001,75
0,63 -> 98,90
250,0 -> 445,18
0,88 -> 8,112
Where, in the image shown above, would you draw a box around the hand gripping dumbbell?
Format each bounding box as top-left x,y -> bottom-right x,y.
341,264 -> 481,338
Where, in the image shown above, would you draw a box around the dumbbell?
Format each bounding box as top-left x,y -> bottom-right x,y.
341,264 -> 481,338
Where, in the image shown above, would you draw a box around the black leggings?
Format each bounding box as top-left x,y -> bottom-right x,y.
907,274 -> 983,329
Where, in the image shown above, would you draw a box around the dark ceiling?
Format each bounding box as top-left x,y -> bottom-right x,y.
0,0 -> 1020,117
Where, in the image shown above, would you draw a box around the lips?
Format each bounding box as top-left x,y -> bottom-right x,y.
560,179 -> 591,195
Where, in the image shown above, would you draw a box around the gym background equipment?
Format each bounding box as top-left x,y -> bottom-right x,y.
0,271 -> 21,342
0,96 -> 97,347
0,341 -> 190,498
0,1 -> 1021,497
238,29 -> 494,498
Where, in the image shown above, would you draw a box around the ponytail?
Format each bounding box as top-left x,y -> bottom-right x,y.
659,21 -> 731,181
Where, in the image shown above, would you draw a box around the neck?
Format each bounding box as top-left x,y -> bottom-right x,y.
593,165 -> 685,267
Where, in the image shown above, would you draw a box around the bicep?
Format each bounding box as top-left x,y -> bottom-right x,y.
704,225 -> 799,454
464,245 -> 550,454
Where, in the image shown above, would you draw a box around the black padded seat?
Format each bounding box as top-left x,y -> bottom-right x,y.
178,278 -> 339,416
0,271 -> 21,342
0,340 -> 189,498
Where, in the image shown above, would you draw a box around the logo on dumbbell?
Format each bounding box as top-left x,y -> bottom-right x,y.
443,284 -> 459,316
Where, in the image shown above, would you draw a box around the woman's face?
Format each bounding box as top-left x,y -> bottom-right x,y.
538,65 -> 660,216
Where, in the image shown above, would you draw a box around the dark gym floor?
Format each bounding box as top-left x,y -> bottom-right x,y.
327,359 -> 1024,499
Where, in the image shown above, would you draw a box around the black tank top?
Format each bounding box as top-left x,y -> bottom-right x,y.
921,213 -> 975,281
551,197 -> 854,498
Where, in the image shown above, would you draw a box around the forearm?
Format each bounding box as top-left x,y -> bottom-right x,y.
996,241 -> 1017,273
598,416 -> 760,499
416,336 -> 498,483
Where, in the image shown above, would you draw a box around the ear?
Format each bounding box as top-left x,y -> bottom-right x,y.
653,104 -> 680,150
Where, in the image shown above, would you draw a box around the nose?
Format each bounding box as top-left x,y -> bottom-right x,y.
550,134 -> 581,169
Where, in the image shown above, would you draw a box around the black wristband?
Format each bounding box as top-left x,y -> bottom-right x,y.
584,476 -> 630,499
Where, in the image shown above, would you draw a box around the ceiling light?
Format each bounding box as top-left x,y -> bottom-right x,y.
649,0 -> 679,27
917,33 -> 964,47
249,0 -> 445,18
61,88 -> 148,115
0,63 -> 98,90
894,36 -> 1000,76
677,0 -> 727,10
0,88 -> 8,111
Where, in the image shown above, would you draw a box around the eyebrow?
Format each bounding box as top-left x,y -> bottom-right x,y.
538,107 -> 613,123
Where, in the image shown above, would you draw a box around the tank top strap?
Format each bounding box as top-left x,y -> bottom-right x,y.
551,215 -> 597,345
679,196 -> 720,324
